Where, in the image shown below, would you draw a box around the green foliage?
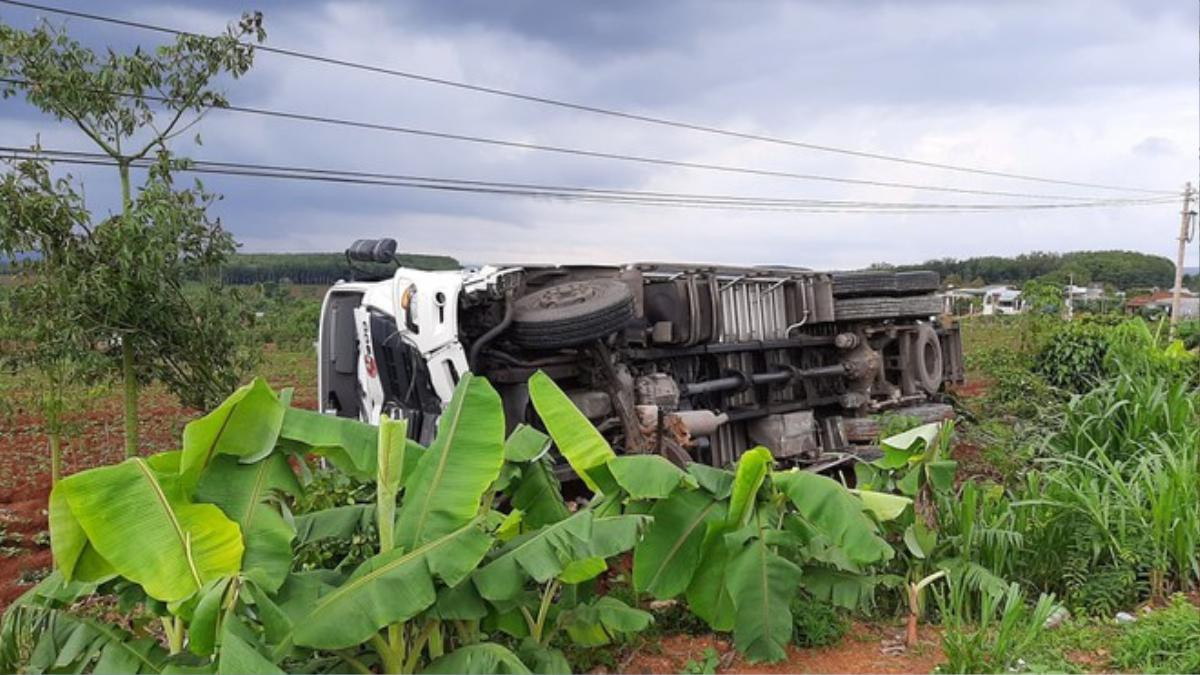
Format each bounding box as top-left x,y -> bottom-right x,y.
1034,321 -> 1110,392
1,16 -> 266,457
246,285 -> 322,349
682,647 -> 720,674
935,574 -> 1056,674
1178,319 -> 1200,349
1111,595 -> 1200,674
875,412 -> 923,440
790,593 -> 847,648
1021,279 -> 1064,315
898,250 -> 1175,289
1063,564 -> 1139,619
969,347 -> 1061,419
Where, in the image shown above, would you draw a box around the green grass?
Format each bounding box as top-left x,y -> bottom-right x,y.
1111,596 -> 1200,673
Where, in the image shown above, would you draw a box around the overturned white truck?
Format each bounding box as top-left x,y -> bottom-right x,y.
318,239 -> 962,472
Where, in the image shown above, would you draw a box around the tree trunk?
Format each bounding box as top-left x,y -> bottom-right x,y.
906,582 -> 921,647
49,431 -> 61,485
118,161 -> 140,458
122,337 -> 139,458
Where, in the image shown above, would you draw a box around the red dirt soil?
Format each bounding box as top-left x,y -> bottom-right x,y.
0,482 -> 52,612
624,622 -> 944,674
947,378 -> 991,400
0,349 -> 318,613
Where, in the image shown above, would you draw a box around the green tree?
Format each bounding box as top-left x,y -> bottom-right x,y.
0,15 -> 265,456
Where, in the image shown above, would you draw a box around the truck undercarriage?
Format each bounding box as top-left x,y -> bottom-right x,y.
319,244 -> 963,471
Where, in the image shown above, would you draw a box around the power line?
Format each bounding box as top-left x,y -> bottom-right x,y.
0,0 -> 1175,197
0,77 -> 1156,203
2,147 -> 1176,215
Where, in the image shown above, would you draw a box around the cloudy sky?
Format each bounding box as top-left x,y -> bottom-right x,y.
2,0 -> 1197,269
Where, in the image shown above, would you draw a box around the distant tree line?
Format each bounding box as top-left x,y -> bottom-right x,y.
887,250 -> 1177,290
219,252 -> 460,285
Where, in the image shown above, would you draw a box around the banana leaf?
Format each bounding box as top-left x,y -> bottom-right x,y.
51,457 -> 243,603
633,489 -> 726,599
422,643 -> 531,674
395,374 -> 505,551
727,447 -> 772,528
608,455 -> 694,500
725,528 -> 801,663
180,378 -> 285,488
195,454 -> 300,592
527,371 -> 617,494
773,470 -> 894,567
291,521 -> 492,649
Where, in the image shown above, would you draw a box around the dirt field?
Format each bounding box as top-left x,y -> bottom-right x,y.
625,623 -> 944,674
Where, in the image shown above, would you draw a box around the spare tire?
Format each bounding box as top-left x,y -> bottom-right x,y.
909,324 -> 944,394
832,271 -> 898,297
512,279 -> 635,348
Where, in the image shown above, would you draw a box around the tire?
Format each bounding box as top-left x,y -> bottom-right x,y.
512,279 -> 635,348
832,271 -> 898,297
895,295 -> 944,318
909,323 -> 945,393
896,270 -> 940,294
835,296 -> 897,321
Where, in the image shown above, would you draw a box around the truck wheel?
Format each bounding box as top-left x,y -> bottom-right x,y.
832,271 -> 898,297
910,324 -> 944,393
895,295 -> 944,317
834,296 -> 897,321
512,279 -> 635,348
896,271 -> 940,293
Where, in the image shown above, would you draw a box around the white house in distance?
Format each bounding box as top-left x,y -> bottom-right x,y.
981,285 -> 1024,315
944,285 -> 1024,315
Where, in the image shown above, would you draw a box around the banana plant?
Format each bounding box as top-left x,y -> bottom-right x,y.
526,370 -> 907,664
12,371 -> 670,674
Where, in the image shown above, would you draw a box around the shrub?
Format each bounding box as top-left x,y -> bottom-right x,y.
1034,321 -> 1109,392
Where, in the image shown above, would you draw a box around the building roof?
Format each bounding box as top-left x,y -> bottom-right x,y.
1126,289 -> 1197,308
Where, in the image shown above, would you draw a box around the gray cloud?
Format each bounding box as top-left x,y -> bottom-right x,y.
1,0 -> 1196,269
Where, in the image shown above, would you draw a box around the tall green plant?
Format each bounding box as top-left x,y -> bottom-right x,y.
1,15 -> 265,455
5,371 -> 675,674
526,370 -> 907,663
935,572 -> 1056,674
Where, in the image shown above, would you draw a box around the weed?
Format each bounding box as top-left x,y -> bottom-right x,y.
1022,617 -> 1120,673
1111,595 -> 1200,673
791,593 -> 848,648
16,567 -> 49,585
936,573 -> 1055,674
682,647 -> 720,674
647,600 -> 712,637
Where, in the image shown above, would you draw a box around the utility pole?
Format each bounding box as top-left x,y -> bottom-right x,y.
1169,182 -> 1196,336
